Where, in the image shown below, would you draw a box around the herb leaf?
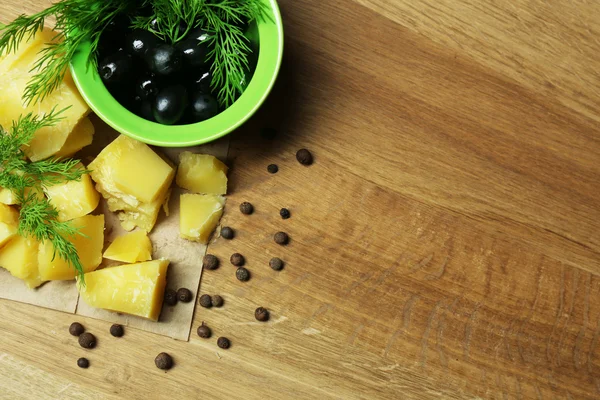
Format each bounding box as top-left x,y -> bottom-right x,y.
0,108 -> 87,281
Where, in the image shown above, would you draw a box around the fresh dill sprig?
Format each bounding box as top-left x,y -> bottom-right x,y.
18,194 -> 85,278
203,1 -> 267,107
131,0 -> 268,108
0,0 -> 134,105
132,0 -> 197,44
0,108 -> 87,280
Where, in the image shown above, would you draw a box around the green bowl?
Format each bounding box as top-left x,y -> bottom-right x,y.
70,0 -> 283,147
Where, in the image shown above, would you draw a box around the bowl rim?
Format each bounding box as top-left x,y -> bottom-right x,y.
69,0 -> 284,147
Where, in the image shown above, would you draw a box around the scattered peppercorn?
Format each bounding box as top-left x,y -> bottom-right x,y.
236,267 -> 250,282
274,232 -> 289,245
255,307 -> 270,322
269,257 -> 284,271
199,294 -> 213,308
217,337 -> 231,349
221,226 -> 235,240
267,164 -> 279,174
78,332 -> 96,349
164,288 -> 178,306
197,323 -> 212,339
280,208 -> 291,219
155,353 -> 173,370
69,322 -> 84,337
211,295 -> 224,308
239,202 -> 254,215
203,254 -> 219,270
296,149 -> 313,165
177,288 -> 193,303
230,253 -> 245,266
77,358 -> 90,369
110,324 -> 124,338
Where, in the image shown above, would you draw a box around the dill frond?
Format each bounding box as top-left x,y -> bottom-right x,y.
0,108 -> 87,280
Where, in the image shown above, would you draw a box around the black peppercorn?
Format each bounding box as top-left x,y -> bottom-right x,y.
77,358 -> 90,369
255,307 -> 270,322
279,208 -> 291,219
239,202 -> 254,215
177,288 -> 193,303
197,323 -> 212,338
69,322 -> 85,337
236,267 -> 250,282
110,324 -> 124,338
211,295 -> 224,308
274,232 -> 289,245
199,294 -> 213,308
296,149 -> 313,165
230,253 -> 245,266
155,352 -> 173,370
78,332 -> 96,349
203,254 -> 219,270
267,164 -> 279,174
221,226 -> 234,240
217,337 -> 231,349
164,288 -> 178,306
269,257 -> 284,271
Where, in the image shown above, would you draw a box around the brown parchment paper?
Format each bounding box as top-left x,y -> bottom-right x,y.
0,274 -> 79,313
0,116 -> 229,341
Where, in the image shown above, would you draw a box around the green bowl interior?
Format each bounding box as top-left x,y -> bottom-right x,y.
70,0 -> 283,147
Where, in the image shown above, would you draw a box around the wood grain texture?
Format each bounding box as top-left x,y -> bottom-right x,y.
1,0 -> 599,399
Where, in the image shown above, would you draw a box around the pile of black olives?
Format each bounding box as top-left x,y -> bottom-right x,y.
97,20 -> 225,125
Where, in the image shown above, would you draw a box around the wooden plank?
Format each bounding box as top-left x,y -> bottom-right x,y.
0,0 -> 599,399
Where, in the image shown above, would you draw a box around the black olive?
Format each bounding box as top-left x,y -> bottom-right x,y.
98,52 -> 133,84
146,44 -> 183,76
138,101 -> 155,122
131,94 -> 143,112
191,70 -> 212,93
105,14 -> 130,37
135,73 -> 159,100
177,36 -> 210,68
187,28 -> 212,43
153,85 -> 188,125
125,29 -> 160,57
116,91 -> 143,115
150,18 -> 159,31
97,30 -> 121,59
136,5 -> 154,18
177,21 -> 189,37
189,92 -> 219,122
100,16 -> 131,56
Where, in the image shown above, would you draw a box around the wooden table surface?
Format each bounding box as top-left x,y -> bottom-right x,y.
2,1 -> 600,399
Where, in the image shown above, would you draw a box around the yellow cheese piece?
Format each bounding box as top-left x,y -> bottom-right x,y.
0,29 -> 90,161
77,259 -> 170,321
179,194 -> 225,243
115,193 -> 170,232
0,185 -> 45,205
0,188 -> 18,206
0,234 -> 43,289
0,28 -> 55,72
89,135 -> 174,232
103,230 -> 153,263
38,214 -> 105,281
113,142 -> 174,203
54,117 -> 95,158
0,204 -> 19,248
45,165 -> 100,222
176,152 -> 228,195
